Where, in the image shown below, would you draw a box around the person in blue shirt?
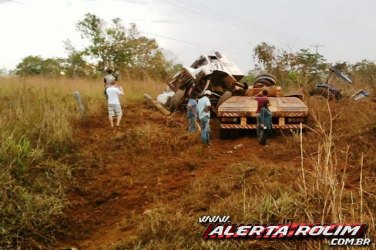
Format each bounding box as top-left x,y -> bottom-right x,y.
187,93 -> 198,132
197,90 -> 212,146
257,99 -> 272,146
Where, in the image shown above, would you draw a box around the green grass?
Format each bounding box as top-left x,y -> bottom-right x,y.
0,76 -> 165,248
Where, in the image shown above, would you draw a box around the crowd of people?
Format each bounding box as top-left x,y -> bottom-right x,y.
186,89 -> 272,147
101,68 -> 272,145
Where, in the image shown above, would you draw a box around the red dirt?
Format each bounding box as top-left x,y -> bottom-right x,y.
56,102 -> 373,249
56,104 -> 290,249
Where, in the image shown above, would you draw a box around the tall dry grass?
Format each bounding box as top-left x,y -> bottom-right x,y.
1,74 -> 374,249
109,81 -> 375,249
0,76 -> 165,248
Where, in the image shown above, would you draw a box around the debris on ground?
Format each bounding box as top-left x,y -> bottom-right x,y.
352,89 -> 370,100
233,144 -> 244,150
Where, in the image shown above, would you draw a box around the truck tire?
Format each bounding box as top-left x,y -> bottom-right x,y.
253,73 -> 277,86
312,87 -> 336,100
169,89 -> 185,112
255,72 -> 277,81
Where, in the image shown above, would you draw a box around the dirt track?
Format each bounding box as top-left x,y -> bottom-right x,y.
57,101 -> 376,249
57,103 -> 295,249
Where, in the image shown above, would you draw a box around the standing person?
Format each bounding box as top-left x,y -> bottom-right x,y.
187,93 -> 198,133
254,89 -> 269,138
106,80 -> 124,128
104,68 -> 116,99
197,90 -> 212,146
254,89 -> 269,113
257,99 -> 272,146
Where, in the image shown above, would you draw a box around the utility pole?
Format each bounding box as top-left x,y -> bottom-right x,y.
310,44 -> 324,80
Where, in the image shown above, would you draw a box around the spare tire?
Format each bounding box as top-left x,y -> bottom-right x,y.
169,89 -> 185,112
255,72 -> 277,81
252,72 -> 277,86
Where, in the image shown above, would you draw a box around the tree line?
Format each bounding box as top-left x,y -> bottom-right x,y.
250,42 -> 376,88
14,13 -> 181,80
13,13 -> 376,87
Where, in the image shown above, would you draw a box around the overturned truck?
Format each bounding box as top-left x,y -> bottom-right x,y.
166,51 -> 247,111
159,52 -> 309,138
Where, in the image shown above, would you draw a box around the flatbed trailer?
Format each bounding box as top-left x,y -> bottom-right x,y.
217,96 -> 308,137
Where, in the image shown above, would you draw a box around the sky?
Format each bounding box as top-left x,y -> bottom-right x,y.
0,0 -> 376,74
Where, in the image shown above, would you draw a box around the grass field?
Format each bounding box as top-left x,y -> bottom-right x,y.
0,76 -> 375,249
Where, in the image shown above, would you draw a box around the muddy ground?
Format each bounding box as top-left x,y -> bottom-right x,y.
56,101 -> 376,249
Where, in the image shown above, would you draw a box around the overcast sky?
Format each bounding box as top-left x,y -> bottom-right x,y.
0,0 -> 375,73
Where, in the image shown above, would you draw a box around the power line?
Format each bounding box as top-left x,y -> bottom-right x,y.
161,0 -> 311,49
183,0 -> 287,38
160,0 -> 272,42
139,30 -> 251,58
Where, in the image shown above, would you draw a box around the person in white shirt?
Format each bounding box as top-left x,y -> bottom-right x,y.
197,90 -> 212,146
104,68 -> 116,99
106,80 -> 124,128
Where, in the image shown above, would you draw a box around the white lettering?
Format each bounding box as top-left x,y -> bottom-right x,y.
208,226 -> 223,236
309,226 -> 324,236
339,226 -> 360,236
330,238 -> 338,246
236,226 -> 251,236
265,226 -> 278,236
329,238 -> 372,246
333,225 -> 343,235
294,226 -> 311,236
248,226 -> 264,236
223,225 -> 234,236
322,225 -> 334,236
274,226 -> 289,237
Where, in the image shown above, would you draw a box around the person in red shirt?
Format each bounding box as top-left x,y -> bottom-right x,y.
254,89 -> 269,113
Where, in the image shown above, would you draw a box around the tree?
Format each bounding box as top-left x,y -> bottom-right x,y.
351,60 -> 376,86
253,42 -> 296,87
15,56 -> 65,77
73,13 -> 171,80
15,56 -> 44,76
294,49 -> 327,85
63,40 -> 98,77
253,42 -> 327,87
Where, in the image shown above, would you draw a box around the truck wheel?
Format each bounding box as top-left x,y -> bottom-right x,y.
313,87 -> 336,101
253,73 -> 277,86
169,89 -> 185,112
254,72 -> 277,81
217,91 -> 232,109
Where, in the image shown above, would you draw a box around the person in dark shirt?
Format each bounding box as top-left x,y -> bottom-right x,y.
255,89 -> 269,139
257,99 -> 272,146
